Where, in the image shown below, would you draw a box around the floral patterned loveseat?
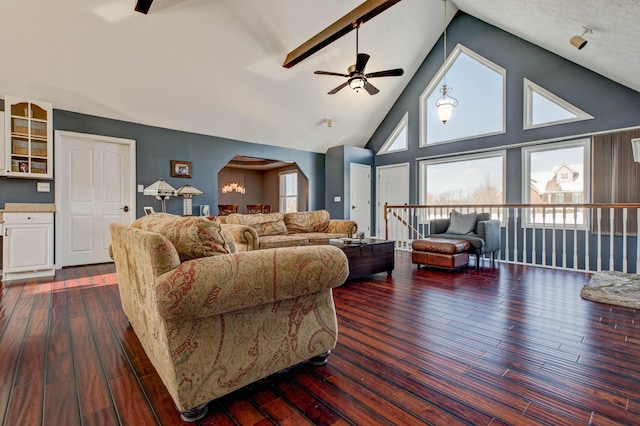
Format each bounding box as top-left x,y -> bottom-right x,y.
218,209 -> 357,251
109,213 -> 349,422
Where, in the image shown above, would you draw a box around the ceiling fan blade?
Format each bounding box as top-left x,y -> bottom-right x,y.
364,81 -> 380,95
366,68 -> 404,78
356,53 -> 371,73
135,0 -> 153,14
282,0 -> 402,68
314,70 -> 350,77
328,81 -> 349,95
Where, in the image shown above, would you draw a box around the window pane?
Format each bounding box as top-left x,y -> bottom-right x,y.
531,91 -> 576,126
422,155 -> 503,205
388,126 -> 407,152
527,144 -> 585,225
425,51 -> 504,144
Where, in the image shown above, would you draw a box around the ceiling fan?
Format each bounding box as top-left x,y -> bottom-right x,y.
314,23 -> 404,95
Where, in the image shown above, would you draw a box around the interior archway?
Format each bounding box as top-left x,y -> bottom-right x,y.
217,155 -> 308,215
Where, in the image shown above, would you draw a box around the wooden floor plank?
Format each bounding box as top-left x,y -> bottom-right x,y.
2,253 -> 640,424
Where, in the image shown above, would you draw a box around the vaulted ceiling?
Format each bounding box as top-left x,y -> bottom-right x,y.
1,0 -> 637,153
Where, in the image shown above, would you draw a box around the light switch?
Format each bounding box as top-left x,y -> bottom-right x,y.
334,196 -> 341,202
36,182 -> 50,192
138,184 -> 144,193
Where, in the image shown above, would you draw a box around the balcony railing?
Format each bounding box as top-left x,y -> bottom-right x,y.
384,203 -> 640,274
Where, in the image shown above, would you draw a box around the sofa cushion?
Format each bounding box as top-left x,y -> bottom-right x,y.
446,210 -> 477,235
226,212 -> 288,237
430,233 -> 485,251
284,210 -> 330,233
298,232 -> 349,245
259,234 -> 309,249
132,213 -> 232,261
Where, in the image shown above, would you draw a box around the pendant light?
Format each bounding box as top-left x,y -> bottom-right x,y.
435,0 -> 458,124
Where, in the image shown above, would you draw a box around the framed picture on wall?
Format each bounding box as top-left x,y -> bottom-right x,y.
143,206 -> 155,215
199,205 -> 210,216
171,160 -> 192,178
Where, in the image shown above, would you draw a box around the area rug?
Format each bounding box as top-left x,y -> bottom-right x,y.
580,271 -> 640,309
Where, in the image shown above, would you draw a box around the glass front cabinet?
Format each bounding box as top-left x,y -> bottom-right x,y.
3,95 -> 53,179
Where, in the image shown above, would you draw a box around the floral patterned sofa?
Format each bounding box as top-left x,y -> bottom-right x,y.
217,209 -> 357,251
109,213 -> 348,422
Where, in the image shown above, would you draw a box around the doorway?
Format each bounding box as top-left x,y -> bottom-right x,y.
349,163 -> 371,236
55,131 -> 135,267
376,163 -> 410,239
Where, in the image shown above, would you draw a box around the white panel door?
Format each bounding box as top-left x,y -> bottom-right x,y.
56,131 -> 135,267
349,163 -> 371,237
376,163 -> 410,239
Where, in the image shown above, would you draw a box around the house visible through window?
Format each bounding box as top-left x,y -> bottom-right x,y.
523,139 -> 589,227
279,171 -> 298,213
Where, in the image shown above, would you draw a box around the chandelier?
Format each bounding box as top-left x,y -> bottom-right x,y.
221,181 -> 246,194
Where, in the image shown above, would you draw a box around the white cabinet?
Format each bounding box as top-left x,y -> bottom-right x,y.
2,212 -> 54,281
3,95 -> 53,179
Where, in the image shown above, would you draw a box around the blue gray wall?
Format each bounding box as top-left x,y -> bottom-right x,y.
367,13 -> 640,209
0,107 -> 326,218
325,145 -> 374,219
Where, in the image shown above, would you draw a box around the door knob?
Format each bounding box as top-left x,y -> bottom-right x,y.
121,206 -> 129,212
352,205 -> 356,209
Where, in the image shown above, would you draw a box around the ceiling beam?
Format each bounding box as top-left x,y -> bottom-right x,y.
282,0 -> 402,69
135,0 -> 154,14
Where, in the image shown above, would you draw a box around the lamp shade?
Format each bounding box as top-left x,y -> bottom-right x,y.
143,178 -> 177,197
176,184 -> 204,198
143,178 -> 176,213
436,98 -> 455,124
349,77 -> 366,92
177,184 -> 204,216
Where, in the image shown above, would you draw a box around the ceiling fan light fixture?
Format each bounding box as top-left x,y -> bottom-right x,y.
349,77 -> 366,92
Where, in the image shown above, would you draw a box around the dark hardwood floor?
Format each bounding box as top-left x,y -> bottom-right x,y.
1,251 -> 639,425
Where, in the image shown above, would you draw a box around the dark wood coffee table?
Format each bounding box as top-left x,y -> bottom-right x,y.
329,238 -> 395,281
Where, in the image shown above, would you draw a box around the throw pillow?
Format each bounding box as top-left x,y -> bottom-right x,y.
225,213 -> 289,237
284,210 -> 330,233
446,210 -> 477,235
132,213 -> 232,261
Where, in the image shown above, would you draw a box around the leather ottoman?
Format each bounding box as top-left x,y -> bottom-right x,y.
411,238 -> 470,270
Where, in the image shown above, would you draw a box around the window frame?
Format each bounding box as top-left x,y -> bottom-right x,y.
377,112 -> 409,155
418,150 -> 506,206
521,138 -> 591,229
279,170 -> 298,213
419,44 -> 506,147
523,78 -> 593,130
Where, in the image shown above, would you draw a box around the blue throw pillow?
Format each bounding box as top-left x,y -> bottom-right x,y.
446,210 -> 477,235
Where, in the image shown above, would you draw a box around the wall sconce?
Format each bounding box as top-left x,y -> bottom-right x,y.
570,27 -> 592,50
143,178 -> 176,213
176,184 -> 204,216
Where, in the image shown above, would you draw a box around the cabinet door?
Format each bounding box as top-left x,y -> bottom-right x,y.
4,225 -> 53,272
4,95 -> 53,179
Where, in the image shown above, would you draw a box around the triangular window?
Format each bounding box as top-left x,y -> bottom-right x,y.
524,78 -> 593,129
378,112 -> 408,155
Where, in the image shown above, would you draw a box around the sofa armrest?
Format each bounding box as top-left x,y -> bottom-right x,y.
477,220 -> 501,253
220,223 -> 259,251
328,220 -> 357,237
429,218 -> 450,235
155,245 -> 349,320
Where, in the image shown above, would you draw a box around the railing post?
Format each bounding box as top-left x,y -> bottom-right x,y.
609,207 -> 615,272
623,208 -> 628,273
597,207 -> 602,272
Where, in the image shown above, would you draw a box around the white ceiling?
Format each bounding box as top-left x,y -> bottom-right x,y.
1,0 -> 637,154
